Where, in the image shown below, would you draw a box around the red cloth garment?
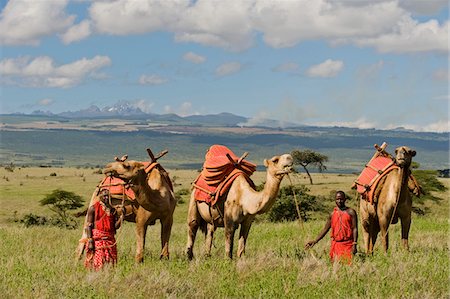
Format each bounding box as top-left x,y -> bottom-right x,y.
84,202 -> 117,270
330,207 -> 354,263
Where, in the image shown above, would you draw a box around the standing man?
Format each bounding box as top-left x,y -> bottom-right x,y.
85,189 -> 124,270
305,191 -> 358,263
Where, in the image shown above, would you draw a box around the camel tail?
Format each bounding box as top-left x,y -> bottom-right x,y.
199,218 -> 207,235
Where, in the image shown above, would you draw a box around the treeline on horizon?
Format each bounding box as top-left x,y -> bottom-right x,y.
1,128 -> 448,171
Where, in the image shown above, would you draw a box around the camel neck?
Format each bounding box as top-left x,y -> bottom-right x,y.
131,170 -> 159,202
254,172 -> 282,214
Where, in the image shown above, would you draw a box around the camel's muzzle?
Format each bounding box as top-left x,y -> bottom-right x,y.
276,165 -> 294,175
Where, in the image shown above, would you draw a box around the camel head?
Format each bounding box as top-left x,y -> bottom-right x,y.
103,160 -> 146,182
263,154 -> 294,179
394,146 -> 416,168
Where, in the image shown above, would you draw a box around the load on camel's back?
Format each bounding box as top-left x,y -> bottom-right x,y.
186,144 -> 294,259
76,148 -> 176,263
353,142 -> 422,254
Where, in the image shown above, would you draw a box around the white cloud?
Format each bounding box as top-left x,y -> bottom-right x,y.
89,0 -> 187,35
351,18 -> 449,54
0,55 -> 111,88
238,111 -> 270,127
0,0 -> 447,55
60,20 -> 92,44
433,69 -> 449,81
215,62 -> 241,77
399,0 -> 448,15
132,99 -> 154,114
138,74 -> 168,85
183,52 -> 206,64
306,59 -> 344,78
163,101 -> 197,116
272,62 -> 300,73
310,118 -> 377,130
253,1 -> 406,47
173,0 -> 254,51
385,120 -> 450,133
38,98 -> 53,106
0,0 -> 75,46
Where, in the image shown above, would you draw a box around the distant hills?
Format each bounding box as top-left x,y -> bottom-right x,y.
1,102 -> 449,171
27,102 -> 299,128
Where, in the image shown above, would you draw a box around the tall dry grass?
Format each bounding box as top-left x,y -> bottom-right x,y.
0,167 -> 448,298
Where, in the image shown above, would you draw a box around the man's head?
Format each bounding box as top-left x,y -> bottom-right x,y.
335,191 -> 347,209
100,189 -> 110,202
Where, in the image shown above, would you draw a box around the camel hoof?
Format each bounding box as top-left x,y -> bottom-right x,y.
186,248 -> 194,260
135,255 -> 144,263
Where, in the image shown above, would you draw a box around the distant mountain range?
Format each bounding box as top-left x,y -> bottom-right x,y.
2,102 -> 449,170
27,102 -> 298,128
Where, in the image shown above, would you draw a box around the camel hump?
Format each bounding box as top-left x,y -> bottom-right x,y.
354,155 -> 397,203
193,145 -> 257,205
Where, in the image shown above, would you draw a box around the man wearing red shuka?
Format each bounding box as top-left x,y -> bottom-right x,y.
84,189 -> 124,270
305,191 -> 358,263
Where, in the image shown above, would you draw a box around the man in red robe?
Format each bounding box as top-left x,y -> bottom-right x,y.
84,189 -> 124,270
305,191 -> 358,263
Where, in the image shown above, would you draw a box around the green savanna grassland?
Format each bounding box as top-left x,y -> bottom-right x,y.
0,166 -> 448,298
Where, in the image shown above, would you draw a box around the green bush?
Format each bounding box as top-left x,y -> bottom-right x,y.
412,170 -> 447,203
18,213 -> 48,227
40,189 -> 84,229
175,188 -> 190,204
268,185 -> 325,222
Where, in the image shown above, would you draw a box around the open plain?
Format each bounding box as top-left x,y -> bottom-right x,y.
1,166 -> 448,298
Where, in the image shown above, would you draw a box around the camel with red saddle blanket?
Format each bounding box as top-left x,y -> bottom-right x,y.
354,143 -> 421,254
186,145 -> 293,259
76,149 -> 176,262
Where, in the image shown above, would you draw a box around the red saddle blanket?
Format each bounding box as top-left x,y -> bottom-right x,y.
194,145 -> 256,205
98,161 -> 172,200
354,155 -> 420,204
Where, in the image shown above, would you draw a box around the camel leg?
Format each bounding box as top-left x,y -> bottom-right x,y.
160,216 -> 173,259
379,219 -> 389,253
237,217 -> 254,258
135,208 -> 151,263
369,225 -> 379,254
224,217 -> 237,259
204,223 -> 215,257
400,214 -> 411,251
186,196 -> 200,260
361,219 -> 371,254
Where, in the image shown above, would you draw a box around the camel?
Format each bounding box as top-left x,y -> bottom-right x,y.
185,153 -> 293,259
75,150 -> 176,262
360,146 -> 416,254
101,154 -> 177,262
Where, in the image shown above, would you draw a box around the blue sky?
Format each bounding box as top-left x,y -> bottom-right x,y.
0,0 -> 448,132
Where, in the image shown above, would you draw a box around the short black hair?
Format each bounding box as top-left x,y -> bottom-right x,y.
336,190 -> 346,198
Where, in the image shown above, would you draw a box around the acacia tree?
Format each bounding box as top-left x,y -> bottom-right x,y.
40,189 -> 84,228
291,149 -> 328,185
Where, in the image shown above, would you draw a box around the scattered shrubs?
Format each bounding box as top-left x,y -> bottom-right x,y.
268,185 -> 325,222
175,188 -> 190,204
49,172 -> 57,176
4,163 -> 15,172
412,170 -> 447,203
18,213 -> 49,227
